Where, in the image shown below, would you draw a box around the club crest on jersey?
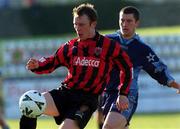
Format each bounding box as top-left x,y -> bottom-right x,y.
73,56 -> 100,67
94,47 -> 102,56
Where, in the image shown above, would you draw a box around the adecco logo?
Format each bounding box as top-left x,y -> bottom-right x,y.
73,56 -> 100,67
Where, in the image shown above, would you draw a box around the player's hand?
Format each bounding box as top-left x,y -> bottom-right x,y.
116,95 -> 129,111
176,84 -> 180,94
168,81 -> 180,94
26,58 -> 39,70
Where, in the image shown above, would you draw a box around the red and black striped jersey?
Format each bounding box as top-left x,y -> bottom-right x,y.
32,32 -> 132,95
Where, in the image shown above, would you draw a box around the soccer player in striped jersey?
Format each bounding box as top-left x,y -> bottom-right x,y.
19,3 -> 133,129
97,6 -> 180,129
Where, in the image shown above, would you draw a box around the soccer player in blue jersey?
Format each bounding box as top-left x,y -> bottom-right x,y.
97,6 -> 180,129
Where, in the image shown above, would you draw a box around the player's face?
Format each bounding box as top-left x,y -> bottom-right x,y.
119,12 -> 139,39
73,14 -> 96,41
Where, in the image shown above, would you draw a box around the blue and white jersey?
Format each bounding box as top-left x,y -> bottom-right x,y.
105,31 -> 174,91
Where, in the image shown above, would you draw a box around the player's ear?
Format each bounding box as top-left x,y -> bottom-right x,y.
136,20 -> 140,28
91,21 -> 97,28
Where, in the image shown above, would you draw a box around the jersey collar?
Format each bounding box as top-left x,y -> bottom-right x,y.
117,30 -> 140,45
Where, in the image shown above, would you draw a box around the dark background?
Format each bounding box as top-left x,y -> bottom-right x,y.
0,0 -> 179,38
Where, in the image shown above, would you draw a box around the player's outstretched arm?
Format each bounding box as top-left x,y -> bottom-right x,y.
168,81 -> 180,94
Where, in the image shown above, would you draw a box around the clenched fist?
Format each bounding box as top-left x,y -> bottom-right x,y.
26,58 -> 39,70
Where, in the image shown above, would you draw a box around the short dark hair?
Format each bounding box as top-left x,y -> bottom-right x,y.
120,6 -> 140,21
72,3 -> 98,22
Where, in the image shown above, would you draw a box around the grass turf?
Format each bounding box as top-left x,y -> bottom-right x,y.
7,112 -> 180,129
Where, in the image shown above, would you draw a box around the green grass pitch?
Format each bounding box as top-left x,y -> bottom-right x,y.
7,112 -> 180,129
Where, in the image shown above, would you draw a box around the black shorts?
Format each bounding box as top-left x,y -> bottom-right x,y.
49,86 -> 98,129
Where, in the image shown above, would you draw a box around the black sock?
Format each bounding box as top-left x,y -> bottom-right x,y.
20,115 -> 37,129
98,123 -> 103,129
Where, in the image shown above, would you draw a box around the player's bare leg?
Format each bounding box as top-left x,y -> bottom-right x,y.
96,110 -> 104,129
20,92 -> 58,129
42,92 -> 59,116
103,112 -> 127,129
59,119 -> 79,129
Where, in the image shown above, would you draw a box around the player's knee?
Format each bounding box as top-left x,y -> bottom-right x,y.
102,123 -> 113,129
102,124 -> 126,129
103,122 -> 126,129
42,92 -> 59,116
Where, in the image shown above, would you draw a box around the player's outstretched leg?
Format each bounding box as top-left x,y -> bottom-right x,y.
19,115 -> 37,129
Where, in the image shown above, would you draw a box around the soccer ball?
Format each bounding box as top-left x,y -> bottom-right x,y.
19,90 -> 46,118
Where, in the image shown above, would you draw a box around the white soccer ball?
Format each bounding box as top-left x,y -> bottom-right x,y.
19,90 -> 46,118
